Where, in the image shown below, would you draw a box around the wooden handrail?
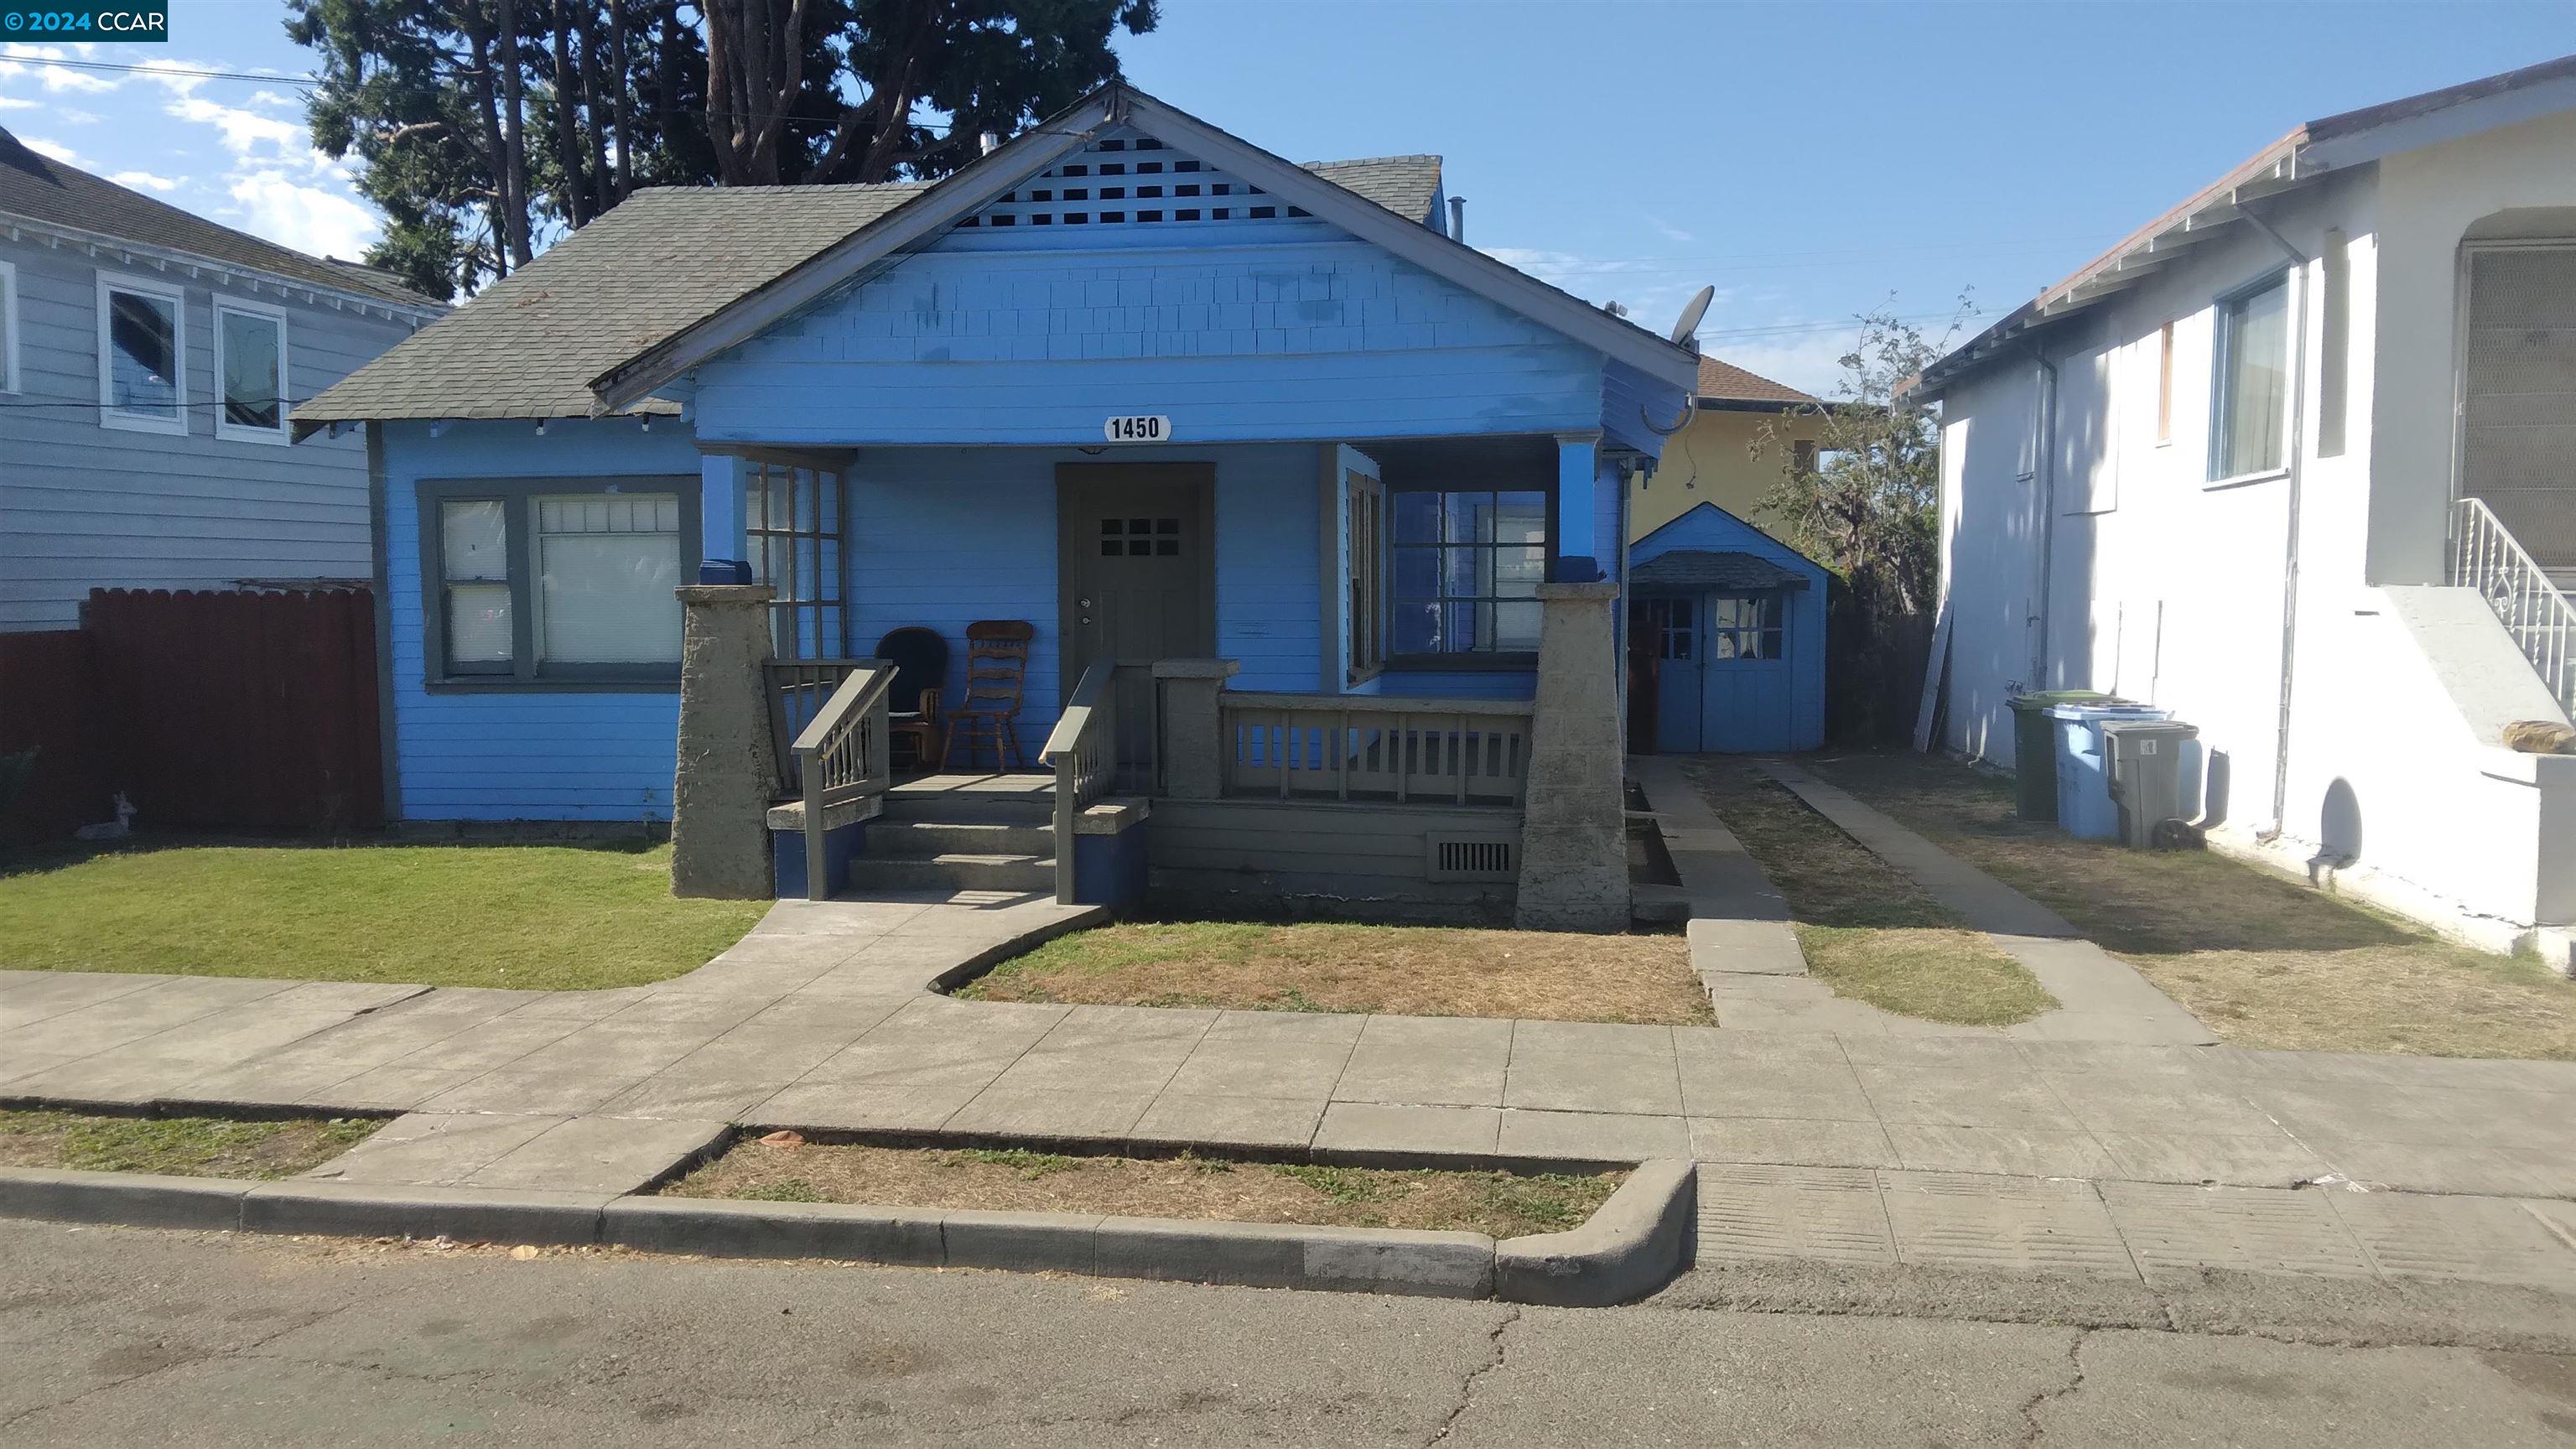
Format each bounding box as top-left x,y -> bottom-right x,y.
791,660 -> 896,901
1218,689 -> 1538,718
1043,657 -> 1120,904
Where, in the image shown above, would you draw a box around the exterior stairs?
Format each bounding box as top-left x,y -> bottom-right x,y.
844,775 -> 1057,896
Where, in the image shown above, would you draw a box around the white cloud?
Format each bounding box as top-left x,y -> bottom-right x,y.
1695,326 -> 1863,398
1644,215 -> 1695,244
0,96 -> 34,111
169,94 -> 309,163
18,135 -> 86,166
0,44 -> 118,93
52,106 -> 102,125
111,169 -> 179,192
227,169 -> 382,258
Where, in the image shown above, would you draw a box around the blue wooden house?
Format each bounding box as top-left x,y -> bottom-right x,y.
299,86 -> 1700,922
1624,502 -> 1827,755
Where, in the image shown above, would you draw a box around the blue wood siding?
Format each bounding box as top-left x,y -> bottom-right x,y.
1629,502 -> 1829,753
0,236 -> 430,630
381,418 -> 703,821
689,238 -> 1607,447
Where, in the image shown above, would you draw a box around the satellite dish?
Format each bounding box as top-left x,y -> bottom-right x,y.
1670,284 -> 1714,345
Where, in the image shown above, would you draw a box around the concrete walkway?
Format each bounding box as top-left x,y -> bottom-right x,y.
1753,760 -> 2215,1046
10,889 -> 2576,1296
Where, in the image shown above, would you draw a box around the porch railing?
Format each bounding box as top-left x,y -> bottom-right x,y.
2451,496 -> 2576,718
1218,692 -> 1534,806
788,661 -> 895,901
764,657 -> 873,795
1041,657 -> 1121,905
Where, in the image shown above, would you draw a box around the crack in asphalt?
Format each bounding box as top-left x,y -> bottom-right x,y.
2016,1327 -> 2092,1447
1425,1303 -> 1520,1445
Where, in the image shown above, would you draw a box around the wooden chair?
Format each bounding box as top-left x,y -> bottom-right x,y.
873,626 -> 949,773
942,620 -> 1035,772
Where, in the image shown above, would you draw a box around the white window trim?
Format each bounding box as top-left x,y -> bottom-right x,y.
0,259 -> 20,395
212,296 -> 291,445
96,270 -> 189,436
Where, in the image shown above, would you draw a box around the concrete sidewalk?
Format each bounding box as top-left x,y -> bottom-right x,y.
9,890 -> 2576,1296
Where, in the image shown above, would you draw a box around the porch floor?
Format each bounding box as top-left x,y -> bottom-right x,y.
887,772 -> 1055,802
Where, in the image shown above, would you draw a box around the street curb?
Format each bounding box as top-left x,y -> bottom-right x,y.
1495,1159 -> 1696,1307
604,1195 -> 943,1265
240,1182 -> 615,1245
0,1167 -> 252,1231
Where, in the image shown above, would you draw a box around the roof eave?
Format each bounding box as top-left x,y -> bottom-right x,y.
0,208 -> 446,318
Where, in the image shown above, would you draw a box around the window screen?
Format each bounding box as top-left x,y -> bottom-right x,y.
533,494 -> 683,665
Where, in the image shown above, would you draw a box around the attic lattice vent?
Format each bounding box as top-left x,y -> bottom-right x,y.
956,130 -> 1310,232
1426,833 -> 1517,884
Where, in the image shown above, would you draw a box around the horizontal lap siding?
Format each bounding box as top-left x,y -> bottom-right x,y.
693,238 -> 1605,446
382,419 -> 702,822
0,239 -> 425,630
846,444 -> 1324,756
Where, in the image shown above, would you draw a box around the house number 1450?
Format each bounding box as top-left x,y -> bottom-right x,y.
1103,415 -> 1172,443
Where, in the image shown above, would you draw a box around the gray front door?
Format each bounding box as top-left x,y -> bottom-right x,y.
1057,464 -> 1218,783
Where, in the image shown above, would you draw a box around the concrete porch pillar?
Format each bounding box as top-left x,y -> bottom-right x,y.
672,584 -> 779,899
1516,579 -> 1628,932
1155,658 -> 1240,801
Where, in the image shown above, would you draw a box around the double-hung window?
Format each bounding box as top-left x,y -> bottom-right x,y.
214,299 -> 289,444
98,273 -> 186,434
2210,273 -> 2290,481
1389,487 -> 1549,660
423,480 -> 700,687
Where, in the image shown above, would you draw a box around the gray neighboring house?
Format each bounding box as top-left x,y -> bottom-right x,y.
0,127 -> 445,631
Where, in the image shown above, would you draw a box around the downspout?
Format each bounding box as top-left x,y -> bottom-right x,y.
2242,204 -> 2312,843
2026,341 -> 2059,689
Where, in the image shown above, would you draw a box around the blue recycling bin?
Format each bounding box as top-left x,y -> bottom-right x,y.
2045,702 -> 2169,839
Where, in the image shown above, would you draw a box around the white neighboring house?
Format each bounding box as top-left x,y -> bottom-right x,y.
1915,55 -> 2576,956
0,127 -> 445,630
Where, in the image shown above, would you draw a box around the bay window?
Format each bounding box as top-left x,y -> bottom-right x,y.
419,478 -> 700,688
1388,487 -> 1549,661
98,273 -> 185,434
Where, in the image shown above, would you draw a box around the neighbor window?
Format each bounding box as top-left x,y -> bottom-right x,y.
215,301 -> 288,442
422,480 -> 699,687
1389,488 -> 1548,657
2211,274 -> 2289,480
0,259 -> 19,394
98,274 -> 185,434
2154,321 -> 2175,444
1706,593 -> 1784,660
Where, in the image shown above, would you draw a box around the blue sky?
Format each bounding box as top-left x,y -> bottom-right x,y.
3,0 -> 2569,389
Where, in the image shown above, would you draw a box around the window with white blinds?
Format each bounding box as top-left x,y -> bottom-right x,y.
532,494 -> 683,665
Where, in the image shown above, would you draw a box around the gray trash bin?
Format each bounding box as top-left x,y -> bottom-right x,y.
2101,719 -> 2199,849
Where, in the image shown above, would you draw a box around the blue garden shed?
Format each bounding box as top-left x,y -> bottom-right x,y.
1624,502 -> 1827,754
298,84 -> 1700,922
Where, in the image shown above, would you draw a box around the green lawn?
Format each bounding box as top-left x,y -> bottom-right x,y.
0,840 -> 766,991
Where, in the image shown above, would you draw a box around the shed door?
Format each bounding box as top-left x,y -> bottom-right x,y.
1697,590 -> 1794,753
1058,465 -> 1217,783
1633,595 -> 1701,753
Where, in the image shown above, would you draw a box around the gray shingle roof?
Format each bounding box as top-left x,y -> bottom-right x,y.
0,127 -> 442,311
1630,549 -> 1811,591
299,154 -> 1446,425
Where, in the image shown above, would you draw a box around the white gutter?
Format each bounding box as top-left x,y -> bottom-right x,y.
0,211 -> 444,323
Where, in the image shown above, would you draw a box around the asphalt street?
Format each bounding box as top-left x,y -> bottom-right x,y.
4,1219 -> 2574,1446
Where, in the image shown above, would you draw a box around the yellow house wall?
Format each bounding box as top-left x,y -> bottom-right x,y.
1628,408 -> 1817,543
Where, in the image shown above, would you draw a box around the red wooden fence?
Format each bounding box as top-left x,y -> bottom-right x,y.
0,588 -> 382,842
0,629 -> 109,844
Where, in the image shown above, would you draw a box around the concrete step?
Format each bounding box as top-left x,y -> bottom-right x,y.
865,820 -> 1054,859
845,852 -> 1056,894
880,788 -> 1054,827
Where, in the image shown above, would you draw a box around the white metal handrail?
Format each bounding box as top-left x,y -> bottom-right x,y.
2452,496 -> 2576,718
788,659 -> 895,901
1217,691 -> 1534,806
1041,657 -> 1121,904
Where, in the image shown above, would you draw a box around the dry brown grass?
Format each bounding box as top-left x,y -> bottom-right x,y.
1807,750 -> 2576,1059
0,1109 -> 378,1178
1681,760 -> 2055,1026
663,1140 -> 1624,1239
959,921 -> 1711,1026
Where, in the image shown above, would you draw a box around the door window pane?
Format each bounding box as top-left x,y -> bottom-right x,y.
440,500 -> 512,671
218,307 -> 283,432
105,286 -> 179,419
534,494 -> 683,665
2215,278 -> 2288,478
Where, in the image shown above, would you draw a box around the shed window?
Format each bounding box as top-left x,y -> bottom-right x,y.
1637,596 -> 1692,660
1389,488 -> 1548,657
2211,274 -> 2289,480
99,274 -> 185,434
421,479 -> 700,688
1706,593 -> 1783,660
215,301 -> 288,442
